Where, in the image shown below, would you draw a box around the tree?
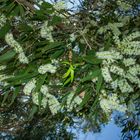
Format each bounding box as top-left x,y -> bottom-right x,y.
0,0 -> 140,139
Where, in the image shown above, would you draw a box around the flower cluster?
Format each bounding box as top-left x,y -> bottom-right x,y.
53,1 -> 66,10
100,93 -> 127,114
40,21 -> 54,42
23,81 -> 60,115
23,78 -> 36,95
98,22 -> 124,36
5,33 -> 29,64
0,74 -> 13,86
96,31 -> 140,93
0,14 -> 6,28
66,92 -> 82,112
38,63 -> 57,74
0,65 -> 6,71
32,84 -> 61,115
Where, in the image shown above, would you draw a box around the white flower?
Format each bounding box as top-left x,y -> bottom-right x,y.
96,50 -> 123,60
110,65 -> 125,76
38,64 -> 57,74
32,92 -> 39,105
5,33 -> 23,53
66,92 -> 82,112
118,79 -> 133,93
53,1 -> 66,10
0,74 -> 13,81
47,93 -> 61,115
40,21 -> 54,42
18,52 -> 29,64
40,85 -> 49,95
101,67 -> 112,83
111,79 -> 118,90
123,58 -> 136,67
70,33 -> 76,42
0,14 -> 6,28
5,33 -> 29,64
0,65 -> 6,71
23,78 -> 36,95
100,94 -> 127,113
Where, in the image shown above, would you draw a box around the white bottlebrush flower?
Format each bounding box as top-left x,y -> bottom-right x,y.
0,14 -> 6,28
5,33 -> 29,64
23,78 -> 36,95
5,33 -> 23,53
111,79 -> 118,90
32,92 -> 47,108
118,79 -> 133,93
66,92 -> 82,112
126,73 -> 140,88
47,93 -> 61,115
40,21 -> 54,42
38,64 -> 57,74
0,74 -> 13,81
101,67 -> 112,83
100,94 -> 127,113
18,52 -> 29,64
122,32 -> 140,42
70,33 -> 76,42
110,65 -> 125,76
32,92 -> 39,105
53,1 -> 66,10
96,50 -> 123,60
102,59 -> 116,67
40,85 -> 49,95
123,58 -> 136,67
0,65 -> 6,71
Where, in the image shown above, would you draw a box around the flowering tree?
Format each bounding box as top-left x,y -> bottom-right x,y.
0,0 -> 140,139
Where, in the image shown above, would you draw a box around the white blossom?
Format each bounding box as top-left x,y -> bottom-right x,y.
40,85 -> 49,95
101,67 -> 112,83
110,65 -> 125,76
118,79 -> 133,93
0,14 -> 6,28
40,21 -> 54,42
38,64 -> 57,74
100,94 -> 127,113
18,52 -> 29,64
5,33 -> 29,64
96,50 -> 123,60
0,65 -> 6,71
53,1 -> 66,10
23,78 -> 36,95
123,58 -> 136,67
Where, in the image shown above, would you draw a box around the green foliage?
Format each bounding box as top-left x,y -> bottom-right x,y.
0,0 -> 140,138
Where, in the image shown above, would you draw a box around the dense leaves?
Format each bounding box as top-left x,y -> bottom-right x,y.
0,0 -> 140,139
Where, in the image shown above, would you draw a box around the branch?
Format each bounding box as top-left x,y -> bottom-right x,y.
14,0 -> 36,11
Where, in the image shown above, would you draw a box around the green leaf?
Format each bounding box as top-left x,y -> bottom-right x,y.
0,50 -> 16,62
51,16 -> 62,25
43,42 -> 63,52
63,77 -> 71,86
83,56 -> 102,64
63,67 -> 71,78
81,69 -> 101,82
0,22 -> 11,38
79,91 -> 92,109
96,74 -> 103,93
8,87 -> 20,106
34,74 -> 47,92
19,4 -> 25,16
28,105 -> 38,120
1,91 -> 10,105
70,69 -> 74,82
50,49 -> 64,59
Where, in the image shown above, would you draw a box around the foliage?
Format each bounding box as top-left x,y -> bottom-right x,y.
0,0 -> 140,139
